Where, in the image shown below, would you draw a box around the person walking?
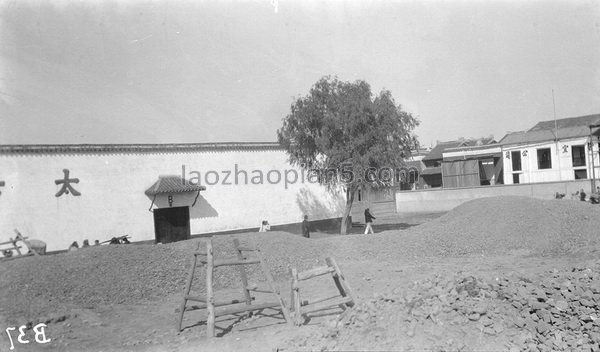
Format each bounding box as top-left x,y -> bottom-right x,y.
302,215 -> 310,238
364,208 -> 376,235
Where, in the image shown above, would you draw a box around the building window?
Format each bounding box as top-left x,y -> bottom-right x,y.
572,145 -> 586,167
409,170 -> 418,184
511,151 -> 522,171
574,169 -> 588,179
537,148 -> 552,169
512,173 -> 520,184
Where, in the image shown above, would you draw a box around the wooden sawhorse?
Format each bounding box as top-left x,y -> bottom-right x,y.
177,238 -> 292,337
290,257 -> 355,325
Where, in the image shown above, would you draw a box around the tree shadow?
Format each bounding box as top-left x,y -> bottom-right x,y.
295,186 -> 346,219
318,222 -> 419,235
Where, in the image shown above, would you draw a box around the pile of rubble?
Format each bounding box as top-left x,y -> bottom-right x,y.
285,261 -> 600,351
500,263 -> 600,350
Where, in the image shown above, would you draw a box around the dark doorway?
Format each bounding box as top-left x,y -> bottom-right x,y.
153,206 -> 191,244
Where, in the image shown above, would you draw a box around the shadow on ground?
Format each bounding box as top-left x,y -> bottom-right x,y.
331,222 -> 418,235
310,212 -> 446,238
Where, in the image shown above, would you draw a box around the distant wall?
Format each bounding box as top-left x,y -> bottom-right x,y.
396,179 -> 595,213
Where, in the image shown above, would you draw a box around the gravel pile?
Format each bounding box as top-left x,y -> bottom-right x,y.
285,261 -> 600,351
319,196 -> 600,261
414,196 -> 600,257
0,232 -> 326,322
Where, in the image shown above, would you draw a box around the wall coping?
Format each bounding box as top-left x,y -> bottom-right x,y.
0,142 -> 283,155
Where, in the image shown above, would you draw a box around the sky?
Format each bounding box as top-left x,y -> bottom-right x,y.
0,0 -> 599,147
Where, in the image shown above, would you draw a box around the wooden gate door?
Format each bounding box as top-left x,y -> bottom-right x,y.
153,206 -> 191,244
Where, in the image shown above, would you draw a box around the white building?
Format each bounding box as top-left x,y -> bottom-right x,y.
500,114 -> 600,185
0,143 -> 345,252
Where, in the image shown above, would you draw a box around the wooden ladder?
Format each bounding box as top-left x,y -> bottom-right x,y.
176,238 -> 292,337
290,257 -> 355,326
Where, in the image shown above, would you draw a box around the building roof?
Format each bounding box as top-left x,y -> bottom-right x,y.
529,114 -> 600,131
500,125 -> 600,146
423,137 -> 495,161
498,130 -> 556,145
144,175 -> 206,196
0,142 -> 282,155
409,147 -> 431,158
500,114 -> 600,146
422,141 -> 463,161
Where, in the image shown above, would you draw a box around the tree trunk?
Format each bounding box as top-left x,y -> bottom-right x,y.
340,186 -> 356,235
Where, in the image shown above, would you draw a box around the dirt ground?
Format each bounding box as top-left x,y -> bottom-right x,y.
1,255 -> 594,352
1,196 -> 600,352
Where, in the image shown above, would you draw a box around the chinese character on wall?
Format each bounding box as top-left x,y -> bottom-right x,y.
55,169 -> 81,197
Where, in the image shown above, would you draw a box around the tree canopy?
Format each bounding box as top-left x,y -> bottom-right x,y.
277,76 -> 419,234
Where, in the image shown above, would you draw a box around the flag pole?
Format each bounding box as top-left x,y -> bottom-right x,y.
552,89 -> 561,181
552,89 -> 558,142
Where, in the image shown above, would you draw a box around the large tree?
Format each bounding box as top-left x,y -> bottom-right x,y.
277,76 -> 419,235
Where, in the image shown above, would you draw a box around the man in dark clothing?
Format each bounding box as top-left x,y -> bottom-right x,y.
302,215 -> 310,238
580,188 -> 587,202
364,208 -> 376,234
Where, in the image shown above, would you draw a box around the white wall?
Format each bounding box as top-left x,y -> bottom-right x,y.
0,149 -> 345,251
503,138 -> 600,185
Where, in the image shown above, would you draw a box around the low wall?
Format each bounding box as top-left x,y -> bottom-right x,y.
396,179 -> 596,213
